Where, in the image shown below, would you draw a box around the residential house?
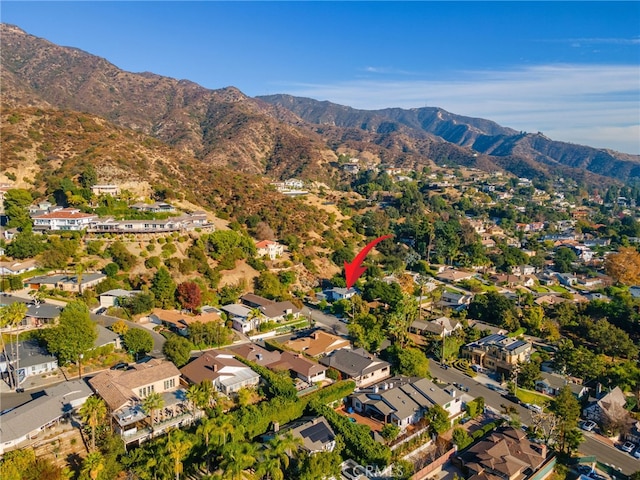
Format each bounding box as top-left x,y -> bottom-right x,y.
238,293 -> 301,324
0,380 -> 92,454
466,320 -> 508,336
229,343 -> 281,367
269,351 -> 327,385
462,334 -> 532,376
91,184 -> 120,196
130,202 -> 176,213
88,359 -> 190,445
491,274 -> 535,288
28,201 -> 58,216
436,269 -> 476,283
241,293 -> 274,308
342,163 -> 360,174
411,316 -> 462,337
0,295 -> 62,330
534,295 -> 570,307
284,416 -> 337,454
322,287 -> 358,302
556,273 -> 578,287
519,265 -> 537,276
319,348 -> 391,388
255,240 -> 285,260
148,309 -> 222,336
577,276 -> 602,289
221,303 -> 257,333
583,387 -> 628,425
95,324 -> 122,351
534,373 -> 569,397
457,427 -> 550,480
438,291 -> 473,310
180,350 -> 260,395
88,212 -> 210,234
0,340 -> 58,386
26,273 -> 106,293
32,208 -> 98,231
350,377 -> 462,430
283,331 -> 351,358
0,259 -> 39,276
260,301 -> 301,323
535,372 -> 588,399
99,289 -> 143,309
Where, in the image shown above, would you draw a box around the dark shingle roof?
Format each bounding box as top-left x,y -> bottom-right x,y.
319,348 -> 389,378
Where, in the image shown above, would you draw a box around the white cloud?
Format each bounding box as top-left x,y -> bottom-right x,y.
279,64 -> 640,154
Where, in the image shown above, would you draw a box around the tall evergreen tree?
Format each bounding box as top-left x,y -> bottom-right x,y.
151,267 -> 176,308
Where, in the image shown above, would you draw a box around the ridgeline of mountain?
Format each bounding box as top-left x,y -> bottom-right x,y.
258,94 -> 640,183
2,23 -> 638,185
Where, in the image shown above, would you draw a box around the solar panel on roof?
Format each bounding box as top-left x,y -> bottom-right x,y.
301,423 -> 330,443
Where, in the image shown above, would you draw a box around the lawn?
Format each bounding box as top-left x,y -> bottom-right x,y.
515,388 -> 551,407
548,285 -> 569,294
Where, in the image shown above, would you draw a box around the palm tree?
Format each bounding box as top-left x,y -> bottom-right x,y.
199,379 -> 216,408
247,307 -> 263,331
186,383 -> 201,415
0,305 -> 12,388
220,441 -> 257,480
212,416 -> 235,448
1,302 -> 27,390
141,391 -> 165,434
28,288 -> 47,305
79,395 -> 107,451
196,417 -> 218,474
82,451 -> 105,480
256,432 -> 302,479
167,430 -> 193,480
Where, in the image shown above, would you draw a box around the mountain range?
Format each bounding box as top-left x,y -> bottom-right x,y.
2,23 -> 639,186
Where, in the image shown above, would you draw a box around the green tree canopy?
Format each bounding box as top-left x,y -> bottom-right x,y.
549,385 -> 582,453
43,301 -> 97,365
162,335 -> 192,367
4,189 -> 33,230
151,267 -> 176,309
123,328 -> 154,359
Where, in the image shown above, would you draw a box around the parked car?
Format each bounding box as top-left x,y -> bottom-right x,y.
110,362 -> 129,371
620,441 -> 636,453
633,448 -> 640,459
525,403 -> 543,414
581,420 -> 597,432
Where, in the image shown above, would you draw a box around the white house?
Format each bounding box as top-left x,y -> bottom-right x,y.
99,289 -> 142,309
255,240 -> 284,260
32,208 -> 98,231
0,340 -> 58,387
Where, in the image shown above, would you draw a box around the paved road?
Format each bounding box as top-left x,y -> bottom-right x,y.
429,360 -> 640,475
302,304 -> 348,336
91,313 -> 166,358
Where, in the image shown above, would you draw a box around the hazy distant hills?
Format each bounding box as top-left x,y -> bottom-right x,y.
2,23 -> 639,185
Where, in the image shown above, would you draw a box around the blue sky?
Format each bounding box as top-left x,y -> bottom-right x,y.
2,1 -> 639,154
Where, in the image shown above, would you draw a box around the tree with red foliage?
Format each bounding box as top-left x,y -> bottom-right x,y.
176,281 -> 202,312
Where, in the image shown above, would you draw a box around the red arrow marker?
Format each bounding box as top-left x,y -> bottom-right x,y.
344,234 -> 393,288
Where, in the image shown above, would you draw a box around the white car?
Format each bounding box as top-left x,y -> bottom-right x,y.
581,421 -> 597,432
621,441 -> 636,453
633,449 -> 640,459
525,403 -> 543,414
